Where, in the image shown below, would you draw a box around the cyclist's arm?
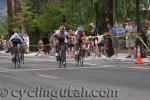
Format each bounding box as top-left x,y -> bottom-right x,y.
51,30 -> 59,39
18,36 -> 23,43
9,35 -> 14,43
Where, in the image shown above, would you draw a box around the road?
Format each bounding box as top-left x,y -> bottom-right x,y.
0,53 -> 150,100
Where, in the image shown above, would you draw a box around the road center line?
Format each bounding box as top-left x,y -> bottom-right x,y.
39,74 -> 58,80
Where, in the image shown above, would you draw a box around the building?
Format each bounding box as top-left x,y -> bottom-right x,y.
0,0 -> 7,21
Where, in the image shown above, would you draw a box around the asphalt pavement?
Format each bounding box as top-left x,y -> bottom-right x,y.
0,52 -> 150,100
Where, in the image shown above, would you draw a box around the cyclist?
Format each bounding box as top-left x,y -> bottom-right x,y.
67,29 -> 75,58
51,25 -> 68,63
9,32 -> 24,61
9,32 -> 24,48
74,26 -> 86,56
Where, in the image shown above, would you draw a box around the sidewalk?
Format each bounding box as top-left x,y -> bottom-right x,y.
26,52 -> 150,63
98,54 -> 149,63
1,51 -> 149,63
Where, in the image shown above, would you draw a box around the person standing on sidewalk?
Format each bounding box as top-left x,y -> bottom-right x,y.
125,18 -> 135,58
23,32 -> 30,54
107,24 -> 118,57
90,23 -> 99,57
0,35 -> 3,54
35,38 -> 44,56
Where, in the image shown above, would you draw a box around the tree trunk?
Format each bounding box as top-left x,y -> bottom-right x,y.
7,0 -> 13,37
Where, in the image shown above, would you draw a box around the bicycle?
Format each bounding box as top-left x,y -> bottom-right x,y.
12,46 -> 21,68
75,44 -> 84,67
20,45 -> 25,64
57,43 -> 66,68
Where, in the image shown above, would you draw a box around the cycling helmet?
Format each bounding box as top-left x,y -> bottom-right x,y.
78,26 -> 84,32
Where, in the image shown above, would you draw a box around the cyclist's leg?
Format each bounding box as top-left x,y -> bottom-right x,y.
61,42 -> 66,64
55,39 -> 60,56
11,42 -> 17,61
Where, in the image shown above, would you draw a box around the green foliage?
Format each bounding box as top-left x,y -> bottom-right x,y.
15,0 -> 34,32
14,0 -> 149,45
0,20 -> 8,36
35,3 -> 63,33
64,0 -> 95,27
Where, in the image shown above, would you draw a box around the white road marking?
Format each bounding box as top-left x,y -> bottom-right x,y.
28,58 -> 97,65
128,67 -> 150,70
0,68 -> 9,70
0,65 -> 116,73
39,75 -> 58,79
102,65 -> 115,67
0,55 -> 11,58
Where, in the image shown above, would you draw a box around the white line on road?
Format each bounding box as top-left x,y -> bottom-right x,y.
102,65 -> 116,67
0,68 -> 9,70
0,55 -> 11,58
29,58 -> 97,66
39,75 -> 58,79
128,67 -> 150,70
0,65 -> 116,73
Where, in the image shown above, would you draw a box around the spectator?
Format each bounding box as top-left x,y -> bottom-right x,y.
23,33 -> 30,54
90,23 -> 98,36
132,21 -> 138,58
108,24 -> 118,56
67,30 -> 74,58
2,37 -> 7,51
92,36 -> 99,58
125,18 -> 135,58
147,27 -> 150,48
41,34 -> 50,55
35,39 -> 44,56
0,35 -> 3,53
104,34 -> 114,57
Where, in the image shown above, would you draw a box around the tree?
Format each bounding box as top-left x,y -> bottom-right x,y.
35,2 -> 63,33
0,21 -> 8,35
14,0 -> 34,33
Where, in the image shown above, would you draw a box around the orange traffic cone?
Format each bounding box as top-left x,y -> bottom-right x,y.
136,46 -> 142,64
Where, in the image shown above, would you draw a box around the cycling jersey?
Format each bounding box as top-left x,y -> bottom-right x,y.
9,33 -> 24,47
54,30 -> 68,39
53,30 -> 68,43
75,30 -> 85,41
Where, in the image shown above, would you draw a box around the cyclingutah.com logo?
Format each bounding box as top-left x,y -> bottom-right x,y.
0,86 -> 119,100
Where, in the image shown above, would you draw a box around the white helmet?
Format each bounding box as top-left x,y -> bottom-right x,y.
78,26 -> 84,32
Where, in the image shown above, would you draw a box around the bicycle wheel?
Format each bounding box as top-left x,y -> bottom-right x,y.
62,51 -> 66,68
75,55 -> 79,67
76,53 -> 82,67
80,56 -> 83,67
14,53 -> 17,68
79,51 -> 84,67
13,48 -> 17,68
17,52 -> 21,68
59,51 -> 62,68
20,52 -> 24,64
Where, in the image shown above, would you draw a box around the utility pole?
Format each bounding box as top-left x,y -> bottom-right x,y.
108,0 -> 113,27
136,0 -> 141,33
14,0 -> 19,14
7,0 -> 13,37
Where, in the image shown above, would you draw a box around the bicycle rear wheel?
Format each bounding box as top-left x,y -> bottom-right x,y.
14,55 -> 17,68
62,51 -> 66,68
18,53 -> 21,68
58,51 -> 62,68
80,56 -> 83,67
20,52 -> 24,64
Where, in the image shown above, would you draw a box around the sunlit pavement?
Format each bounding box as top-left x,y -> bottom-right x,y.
0,51 -> 150,100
